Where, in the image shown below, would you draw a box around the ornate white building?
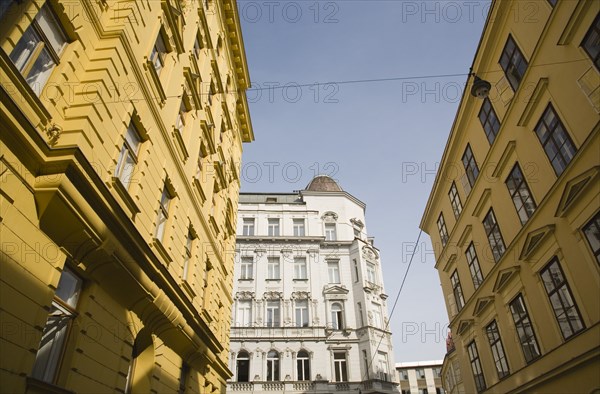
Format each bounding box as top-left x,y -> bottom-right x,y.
227,176 -> 399,393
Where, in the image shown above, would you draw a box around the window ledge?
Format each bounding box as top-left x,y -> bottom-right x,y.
26,377 -> 75,394
152,238 -> 173,264
110,177 -> 141,217
192,177 -> 207,203
293,278 -> 309,282
238,278 -> 254,282
145,59 -> 167,104
265,279 -> 281,282
181,279 -> 196,298
173,128 -> 189,162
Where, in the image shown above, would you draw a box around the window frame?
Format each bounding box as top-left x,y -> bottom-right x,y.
450,270 -> 466,311
297,350 -> 310,381
534,103 -> 577,176
478,98 -> 501,144
462,144 -> 480,189
437,213 -> 450,247
327,260 -> 340,284
293,218 -> 306,236
267,218 -> 280,236
333,352 -> 348,382
540,257 -> 585,339
267,256 -> 280,280
467,340 -> 486,393
155,183 -> 174,242
265,300 -> 281,328
115,121 -> 143,190
466,242 -> 484,289
293,257 -> 307,280
236,351 -> 250,382
294,299 -> 309,328
509,294 -> 541,363
331,303 -> 344,330
499,34 -> 529,91
581,12 -> 600,71
240,257 -> 253,280
266,350 -> 280,381
505,163 -> 537,225
182,228 -> 194,282
485,320 -> 510,379
150,31 -> 168,75
324,223 -> 337,241
448,182 -> 463,219
583,211 -> 600,264
483,208 -> 506,263
237,300 -> 252,327
242,218 -> 255,236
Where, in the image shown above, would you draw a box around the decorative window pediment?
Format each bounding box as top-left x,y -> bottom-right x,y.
457,225 -> 472,248
492,266 -> 520,293
321,211 -> 338,222
555,166 -> 599,217
472,188 -> 491,218
456,319 -> 474,335
161,0 -> 185,53
350,218 -> 364,229
323,285 -> 349,296
443,254 -> 457,273
519,225 -> 555,261
492,141 -> 516,178
236,291 -> 255,300
473,296 -> 494,317
362,246 -> 379,261
291,291 -> 310,300
264,291 -> 282,300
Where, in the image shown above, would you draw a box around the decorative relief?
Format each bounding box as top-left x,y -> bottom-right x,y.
236,291 -> 254,300
264,291 -> 282,300
321,211 -> 338,222
45,123 -> 62,146
291,291 -> 310,300
362,246 -> 379,261
350,218 -> 364,229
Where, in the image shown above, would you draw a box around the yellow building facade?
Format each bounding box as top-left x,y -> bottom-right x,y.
0,0 -> 253,392
421,1 -> 599,393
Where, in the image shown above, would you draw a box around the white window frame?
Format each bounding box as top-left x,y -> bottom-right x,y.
331,302 -> 344,330
293,257 -> 307,280
115,121 -> 142,190
327,260 -> 340,284
266,300 -> 280,327
240,257 -> 253,280
295,300 -> 309,327
293,219 -> 305,236
155,183 -> 173,242
237,300 -> 252,327
267,257 -> 280,280
268,218 -> 280,236
325,223 -> 337,241
242,218 -> 255,236
150,32 -> 168,75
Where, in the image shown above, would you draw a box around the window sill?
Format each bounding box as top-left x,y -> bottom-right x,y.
152,237 -> 173,264
173,127 -> 189,162
293,278 -> 308,282
26,377 -> 75,394
192,177 -> 207,204
265,279 -> 281,282
110,177 -> 141,217
181,279 -> 196,298
145,59 -> 167,104
238,278 -> 254,282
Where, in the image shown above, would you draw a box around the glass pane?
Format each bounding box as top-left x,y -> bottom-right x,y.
26,46 -> 55,93
55,268 -> 82,308
10,26 -> 41,71
36,4 -> 68,55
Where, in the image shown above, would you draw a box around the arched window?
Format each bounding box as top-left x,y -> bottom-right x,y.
331,303 -> 343,330
266,350 -> 280,381
236,351 -> 250,382
125,328 -> 154,393
297,350 -> 310,381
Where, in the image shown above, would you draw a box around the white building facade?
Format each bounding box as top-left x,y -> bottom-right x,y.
396,360 -> 445,394
227,176 -> 399,393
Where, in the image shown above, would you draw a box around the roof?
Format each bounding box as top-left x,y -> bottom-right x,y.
304,175 -> 343,192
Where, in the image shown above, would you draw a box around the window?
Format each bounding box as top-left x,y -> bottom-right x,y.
327,260 -> 340,283
267,257 -> 280,280
333,352 -> 348,382
242,218 -> 255,236
353,259 -> 359,282
178,362 -> 189,394
448,182 -> 463,219
31,267 -> 82,382
466,243 -> 484,289
506,163 -> 537,224
297,350 -> 310,381
377,352 -> 389,381
399,369 -> 408,380
437,213 -> 449,247
8,2 -> 68,95
237,300 -> 252,327
240,257 -> 253,280
195,145 -> 205,181
416,368 -> 425,379
366,262 -> 377,284
293,257 -> 307,280
462,144 -> 479,189
193,33 -> 202,59
451,270 -> 465,311
499,35 -> 528,90
236,351 -> 250,382
583,212 -> 600,263
266,350 -> 280,381
467,341 -> 486,392
182,228 -> 193,282
266,300 -> 280,327
115,121 -> 142,190
485,320 -> 510,379
433,367 -> 442,377
295,300 -> 309,327
175,99 -> 189,136
547,0 -> 557,7
331,303 -> 344,330
483,209 -> 506,262
268,218 -> 280,236
293,219 -> 305,236
357,302 -> 364,326
150,32 -> 168,75
534,104 -> 577,176
509,294 -> 541,363
155,183 -> 173,242
325,223 -> 337,240
540,258 -> 585,339
478,98 -> 501,144
582,12 -> 600,70
372,303 -> 382,328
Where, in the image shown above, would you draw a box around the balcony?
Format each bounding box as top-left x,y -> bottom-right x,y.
228,380 -> 398,393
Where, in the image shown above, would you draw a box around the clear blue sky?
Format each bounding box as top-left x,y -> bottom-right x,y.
237,0 -> 490,363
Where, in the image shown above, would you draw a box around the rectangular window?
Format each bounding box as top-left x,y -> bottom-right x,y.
297,352 -> 310,381
448,182 -> 463,219
353,259 -> 359,282
240,257 -> 253,280
534,104 -> 577,176
506,163 -> 537,224
466,243 -> 484,289
357,302 -> 364,326
372,303 -> 382,328
268,218 -> 280,236
175,100 -> 188,136
242,218 -> 255,236
377,352 -> 389,381
266,300 -> 280,327
450,270 -> 465,311
333,353 -> 348,382
499,35 -> 528,90
478,98 -> 501,144
325,223 -> 337,241
267,257 -> 280,280
540,258 -> 585,339
583,212 -> 600,263
483,209 -> 506,262
195,145 -> 205,181
182,228 -> 193,281
115,121 -> 142,190
366,263 -> 376,284
150,32 -> 168,75
293,257 -> 307,280
193,34 -> 202,59
295,300 -> 309,327
462,144 -> 479,189
416,368 -> 425,379
293,219 -> 306,236
155,183 -> 173,242
237,300 -> 252,327
9,3 -> 68,95
437,213 -> 449,247
485,320 -> 510,379
399,369 -> 408,380
327,260 -> 340,283
582,13 -> 600,70
467,341 -> 486,392
31,267 -> 82,382
509,294 -> 541,363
